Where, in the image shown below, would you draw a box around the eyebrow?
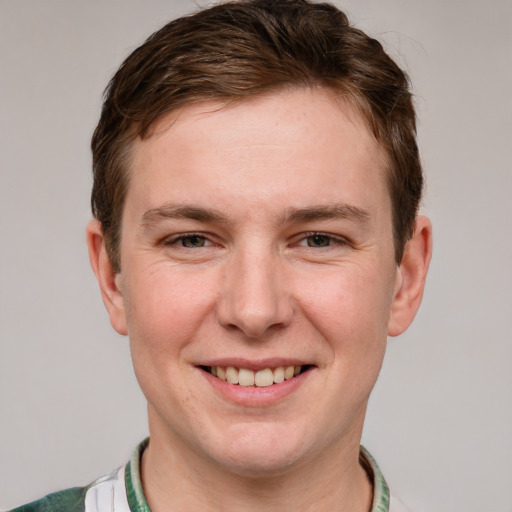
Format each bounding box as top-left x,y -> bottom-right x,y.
140,202 -> 370,229
141,204 -> 229,228
283,204 -> 370,224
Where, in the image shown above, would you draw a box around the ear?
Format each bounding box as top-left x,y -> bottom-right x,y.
86,220 -> 128,335
388,215 -> 433,337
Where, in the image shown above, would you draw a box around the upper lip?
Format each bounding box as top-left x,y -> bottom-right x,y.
196,358 -> 313,371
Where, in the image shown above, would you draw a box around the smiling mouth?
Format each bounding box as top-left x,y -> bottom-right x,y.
200,365 -> 312,387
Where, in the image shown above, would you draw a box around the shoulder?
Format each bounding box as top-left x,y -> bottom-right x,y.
6,464 -> 133,512
6,440 -> 149,512
6,486 -> 87,512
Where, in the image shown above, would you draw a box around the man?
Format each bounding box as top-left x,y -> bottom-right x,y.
10,0 -> 431,510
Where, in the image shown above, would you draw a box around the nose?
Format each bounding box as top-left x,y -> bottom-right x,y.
216,245 -> 293,339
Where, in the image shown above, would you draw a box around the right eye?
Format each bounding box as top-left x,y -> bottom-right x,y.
164,233 -> 213,248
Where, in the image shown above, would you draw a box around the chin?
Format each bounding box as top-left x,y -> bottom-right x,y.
206,422 -> 310,477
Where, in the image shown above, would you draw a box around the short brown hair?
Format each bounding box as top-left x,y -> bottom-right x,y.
91,0 -> 423,271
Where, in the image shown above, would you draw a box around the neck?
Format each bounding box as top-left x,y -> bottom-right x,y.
141,417 -> 373,512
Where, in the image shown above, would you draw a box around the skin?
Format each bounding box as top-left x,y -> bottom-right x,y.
88,87 -> 432,511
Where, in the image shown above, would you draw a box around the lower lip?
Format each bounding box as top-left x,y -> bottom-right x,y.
199,368 -> 313,406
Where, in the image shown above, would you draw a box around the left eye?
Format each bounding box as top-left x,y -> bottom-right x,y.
304,234 -> 333,247
169,234 -> 211,248
299,233 -> 343,248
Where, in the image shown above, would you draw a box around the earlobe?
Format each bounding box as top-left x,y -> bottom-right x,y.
388,216 -> 432,337
86,220 -> 128,336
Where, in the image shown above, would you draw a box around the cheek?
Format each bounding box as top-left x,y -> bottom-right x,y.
297,263 -> 394,350
123,267 -> 217,416
122,264 -> 218,355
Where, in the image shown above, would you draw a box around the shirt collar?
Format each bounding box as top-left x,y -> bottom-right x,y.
360,445 -> 390,512
125,439 -> 390,512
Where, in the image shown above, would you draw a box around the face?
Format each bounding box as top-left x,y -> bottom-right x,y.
98,88 -> 412,476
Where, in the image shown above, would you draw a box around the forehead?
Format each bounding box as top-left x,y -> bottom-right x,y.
126,87 -> 389,223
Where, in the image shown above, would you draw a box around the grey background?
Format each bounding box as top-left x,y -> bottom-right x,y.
1,1 -> 511,511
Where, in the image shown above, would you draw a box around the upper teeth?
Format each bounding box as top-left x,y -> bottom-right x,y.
211,365 -> 302,387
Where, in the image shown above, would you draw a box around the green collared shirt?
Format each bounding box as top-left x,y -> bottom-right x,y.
9,439 -> 404,512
